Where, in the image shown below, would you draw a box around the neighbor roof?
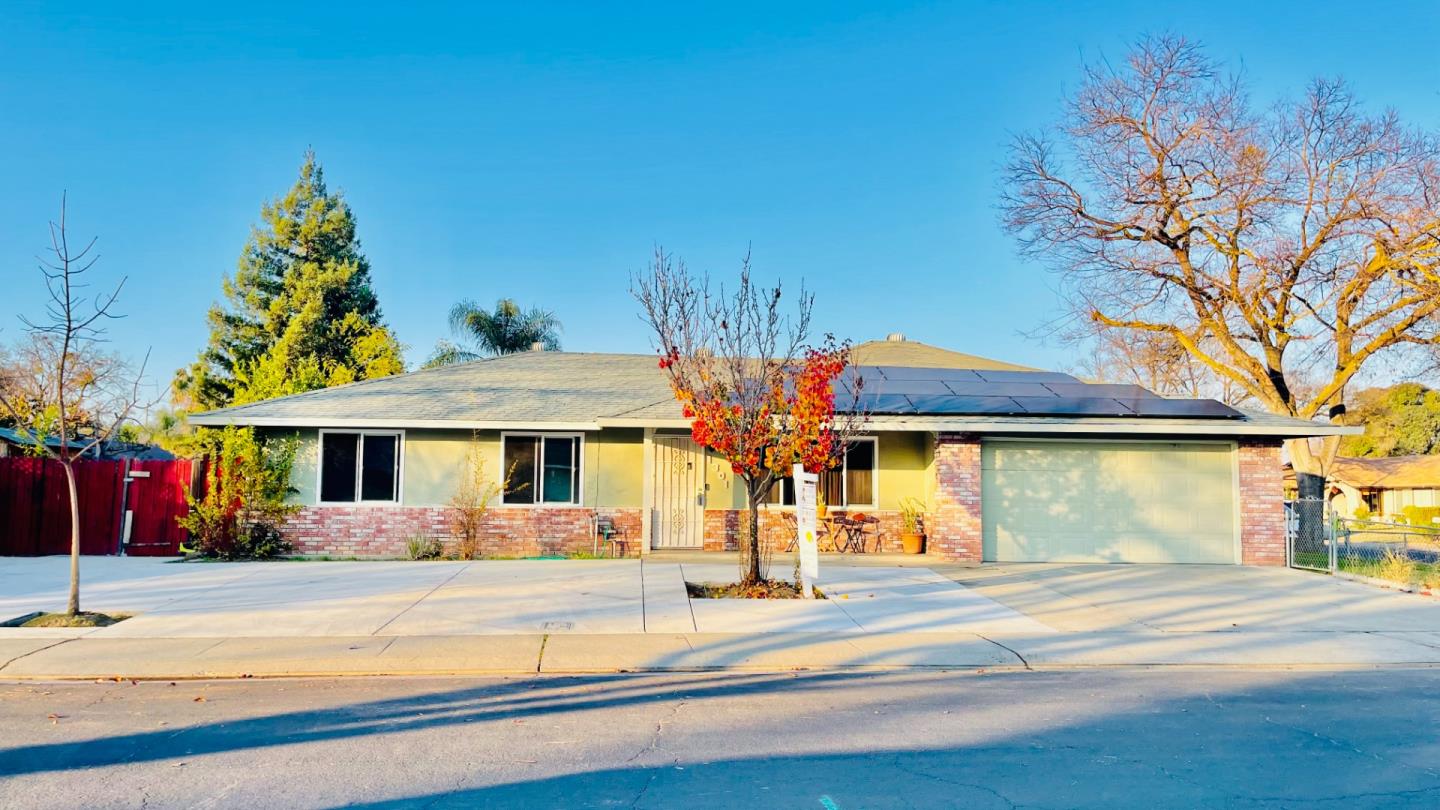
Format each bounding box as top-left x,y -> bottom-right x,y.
189,349 -> 1354,438
1324,455 -> 1440,489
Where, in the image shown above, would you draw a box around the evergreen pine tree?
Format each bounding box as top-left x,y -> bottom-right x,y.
177,151 -> 404,408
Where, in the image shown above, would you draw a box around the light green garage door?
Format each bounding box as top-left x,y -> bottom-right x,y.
981,441 -> 1238,564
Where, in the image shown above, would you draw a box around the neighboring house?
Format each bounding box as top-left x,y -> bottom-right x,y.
1300,455 -> 1440,520
0,427 -> 173,461
0,426 -> 93,458
190,336 -> 1351,565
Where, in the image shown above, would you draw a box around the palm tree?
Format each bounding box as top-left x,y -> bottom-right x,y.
424,299 -> 562,368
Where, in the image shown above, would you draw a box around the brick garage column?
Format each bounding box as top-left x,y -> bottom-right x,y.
1237,440 -> 1285,565
928,432 -> 983,562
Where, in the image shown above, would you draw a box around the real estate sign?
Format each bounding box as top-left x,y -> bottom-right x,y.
793,463 -> 819,599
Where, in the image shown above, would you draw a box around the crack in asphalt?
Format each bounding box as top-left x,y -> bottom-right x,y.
889,754 -> 1020,809
627,699 -> 686,808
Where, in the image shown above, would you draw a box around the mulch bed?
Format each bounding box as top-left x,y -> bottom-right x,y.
685,580 -> 826,599
7,611 -> 129,628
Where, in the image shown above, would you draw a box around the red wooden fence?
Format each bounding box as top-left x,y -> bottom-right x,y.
0,458 -> 195,556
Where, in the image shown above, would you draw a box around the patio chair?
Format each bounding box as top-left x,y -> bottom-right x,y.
844,512 -> 881,553
595,516 -> 626,558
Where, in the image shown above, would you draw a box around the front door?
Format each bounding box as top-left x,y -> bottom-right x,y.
652,435 -> 706,549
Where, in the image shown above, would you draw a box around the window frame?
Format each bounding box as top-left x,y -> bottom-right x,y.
500,431 -> 585,507
766,436 -> 879,509
315,429 -> 406,506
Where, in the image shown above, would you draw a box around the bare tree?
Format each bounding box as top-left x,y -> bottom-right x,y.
1002,35 -> 1440,492
0,196 -> 151,617
1074,326 -> 1251,406
632,248 -> 863,586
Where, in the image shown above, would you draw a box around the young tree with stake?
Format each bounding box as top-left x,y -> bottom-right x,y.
0,196 -> 151,617
632,248 -> 862,586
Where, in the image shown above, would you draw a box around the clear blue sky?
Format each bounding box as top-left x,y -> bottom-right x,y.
3,1 -> 1438,392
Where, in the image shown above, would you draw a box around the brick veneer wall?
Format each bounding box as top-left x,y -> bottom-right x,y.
928,432 -> 983,562
281,506 -> 643,558
1237,440 -> 1286,565
702,508 -> 908,553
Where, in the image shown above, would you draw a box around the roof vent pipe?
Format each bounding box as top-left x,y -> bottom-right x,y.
885,332 -> 907,342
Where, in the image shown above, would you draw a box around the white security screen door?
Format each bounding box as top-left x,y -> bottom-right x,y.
652,435 -> 706,549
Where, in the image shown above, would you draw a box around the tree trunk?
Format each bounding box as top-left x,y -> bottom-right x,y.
1287,435 -> 1339,559
741,485 -> 763,586
62,460 -> 81,616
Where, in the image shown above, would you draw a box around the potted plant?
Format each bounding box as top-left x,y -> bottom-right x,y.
899,497 -> 926,554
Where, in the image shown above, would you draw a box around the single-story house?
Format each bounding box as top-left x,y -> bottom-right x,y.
1294,455 -> 1440,520
190,336 -> 1351,565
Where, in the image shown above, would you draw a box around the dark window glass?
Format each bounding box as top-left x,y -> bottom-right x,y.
541,437 -> 576,503
845,441 -> 876,505
503,435 -> 538,504
767,440 -> 875,507
360,434 -> 398,501
320,433 -> 359,503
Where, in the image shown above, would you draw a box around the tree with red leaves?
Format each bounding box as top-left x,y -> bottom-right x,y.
633,247 -> 862,586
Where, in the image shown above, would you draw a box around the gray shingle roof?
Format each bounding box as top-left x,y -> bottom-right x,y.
189,352 -> 681,428
189,350 -> 1354,438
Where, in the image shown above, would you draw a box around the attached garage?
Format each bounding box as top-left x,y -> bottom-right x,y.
981,440 -> 1238,564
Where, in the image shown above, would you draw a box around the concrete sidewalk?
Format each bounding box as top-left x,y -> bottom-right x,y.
5,627 -> 1440,679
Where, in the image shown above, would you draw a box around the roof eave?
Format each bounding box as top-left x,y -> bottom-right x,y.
187,415 -> 603,431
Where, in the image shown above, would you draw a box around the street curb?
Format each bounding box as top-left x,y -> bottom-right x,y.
5,628 -> 1440,680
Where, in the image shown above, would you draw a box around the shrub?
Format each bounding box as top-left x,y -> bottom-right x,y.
1399,505 -> 1440,527
1375,548 -> 1419,585
1352,504 -> 1373,521
448,433 -> 522,560
406,535 -> 444,561
899,497 -> 926,534
177,426 -> 301,560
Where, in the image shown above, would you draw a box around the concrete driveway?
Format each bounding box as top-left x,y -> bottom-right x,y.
943,562 -> 1440,634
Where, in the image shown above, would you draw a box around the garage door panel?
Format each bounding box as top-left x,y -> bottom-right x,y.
982,441 -> 1237,564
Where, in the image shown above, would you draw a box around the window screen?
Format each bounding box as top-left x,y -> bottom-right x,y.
360,434 -> 399,501
503,435 -> 539,504
844,440 -> 876,506
541,436 -> 578,503
320,432 -> 401,503
320,433 -> 360,502
502,434 -> 581,505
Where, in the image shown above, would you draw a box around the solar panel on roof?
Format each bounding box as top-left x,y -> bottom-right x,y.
904,395 -> 1025,415
1125,398 -> 1243,418
1042,383 -> 1159,399
847,393 -> 915,414
869,379 -> 956,396
943,380 -> 1059,398
1010,396 -> 1137,416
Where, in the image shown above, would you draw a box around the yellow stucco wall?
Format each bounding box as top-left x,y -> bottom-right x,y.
272,427 -> 646,508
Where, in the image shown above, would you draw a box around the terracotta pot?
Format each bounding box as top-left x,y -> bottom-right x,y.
900,532 -> 925,554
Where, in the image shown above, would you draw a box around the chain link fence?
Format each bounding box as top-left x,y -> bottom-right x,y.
1287,498 -> 1440,588
1285,498 -> 1331,572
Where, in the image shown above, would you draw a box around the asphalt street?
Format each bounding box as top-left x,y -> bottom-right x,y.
2,669 -> 1439,809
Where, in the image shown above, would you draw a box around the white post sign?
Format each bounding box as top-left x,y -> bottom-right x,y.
793,463 -> 819,598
